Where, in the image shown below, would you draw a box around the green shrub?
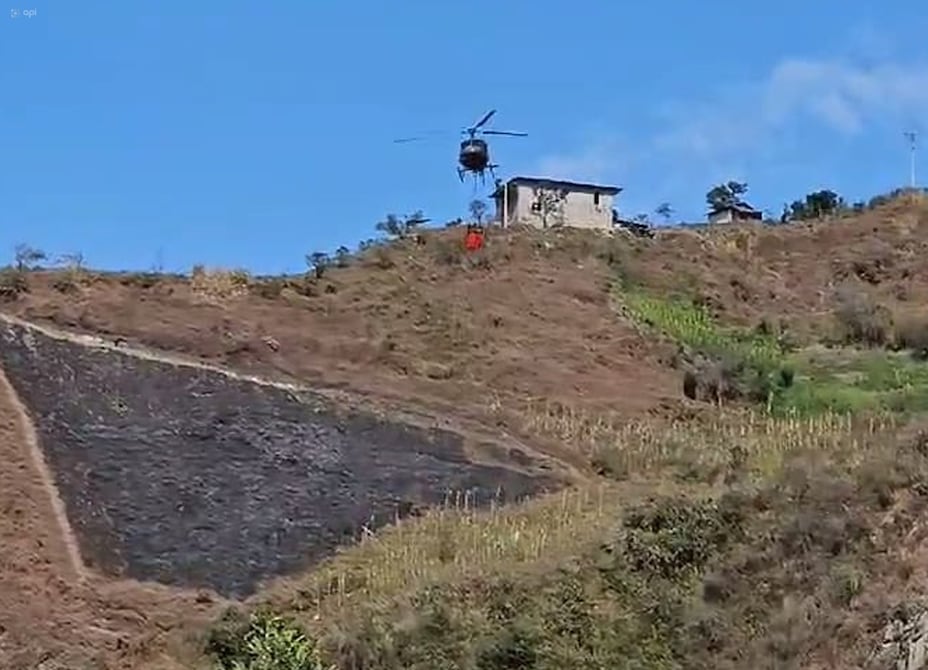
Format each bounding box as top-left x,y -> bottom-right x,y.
620,495 -> 743,580
207,610 -> 331,670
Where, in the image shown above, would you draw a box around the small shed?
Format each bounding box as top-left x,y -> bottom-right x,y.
708,203 -> 763,224
492,177 -> 622,230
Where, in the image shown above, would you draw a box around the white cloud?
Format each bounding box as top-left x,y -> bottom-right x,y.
529,135 -> 628,184
518,44 -> 928,221
655,58 -> 928,160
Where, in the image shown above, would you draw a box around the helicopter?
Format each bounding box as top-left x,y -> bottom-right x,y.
394,109 -> 527,185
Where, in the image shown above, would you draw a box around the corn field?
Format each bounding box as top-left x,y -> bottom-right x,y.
267,404 -> 898,617
620,288 -> 782,370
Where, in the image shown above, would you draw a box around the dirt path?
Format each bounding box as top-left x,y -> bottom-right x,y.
0,353 -> 125,667
0,363 -> 84,582
0,315 -> 237,668
0,354 -> 101,667
0,311 -> 309,392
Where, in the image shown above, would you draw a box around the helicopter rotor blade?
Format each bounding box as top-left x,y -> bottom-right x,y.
481,130 -> 528,137
471,109 -> 497,131
394,130 -> 460,143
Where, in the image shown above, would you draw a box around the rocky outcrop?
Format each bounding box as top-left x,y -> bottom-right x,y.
869,604 -> 928,670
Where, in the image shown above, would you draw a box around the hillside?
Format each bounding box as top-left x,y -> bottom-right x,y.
3,229 -> 683,470
4,195 -> 928,669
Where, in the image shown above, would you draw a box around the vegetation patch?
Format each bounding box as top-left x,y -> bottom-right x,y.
781,348 -> 928,417
207,610 -> 332,670
618,281 -> 928,418
621,287 -> 782,370
618,284 -> 793,410
204,429 -> 928,669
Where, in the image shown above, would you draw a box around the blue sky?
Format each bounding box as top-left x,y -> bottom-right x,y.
3,1 -> 928,273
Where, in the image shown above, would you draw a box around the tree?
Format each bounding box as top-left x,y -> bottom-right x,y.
468,199 -> 488,224
58,252 -> 85,270
529,187 -> 568,228
306,251 -> 329,279
375,211 -> 429,239
779,204 -> 791,224
786,190 -> 845,221
705,181 -> 749,211
654,202 -> 674,222
14,244 -> 46,272
375,214 -> 405,238
334,245 -> 351,268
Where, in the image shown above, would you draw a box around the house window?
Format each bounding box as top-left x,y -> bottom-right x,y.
593,192 -> 600,206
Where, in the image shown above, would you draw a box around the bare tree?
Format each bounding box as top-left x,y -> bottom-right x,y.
57,252 -> 85,270
655,202 -> 674,222
468,199 -> 488,224
14,244 -> 46,272
530,187 -> 568,228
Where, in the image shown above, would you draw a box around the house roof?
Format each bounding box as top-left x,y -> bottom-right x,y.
493,176 -> 622,197
709,202 -> 761,216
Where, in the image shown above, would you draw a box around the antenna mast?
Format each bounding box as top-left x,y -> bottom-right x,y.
904,130 -> 918,189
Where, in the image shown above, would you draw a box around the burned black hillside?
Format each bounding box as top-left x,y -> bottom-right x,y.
0,321 -> 557,597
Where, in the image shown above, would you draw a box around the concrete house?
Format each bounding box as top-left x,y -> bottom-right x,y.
491,177 -> 621,231
708,202 -> 763,224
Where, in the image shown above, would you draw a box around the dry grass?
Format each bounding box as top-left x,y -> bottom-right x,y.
512,396 -> 895,476
190,265 -> 252,302
260,483 -> 623,616
183,405 -> 925,670
249,407 -> 895,617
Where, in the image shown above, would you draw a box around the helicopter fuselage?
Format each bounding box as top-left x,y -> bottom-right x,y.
395,109 -> 523,185
459,138 -> 490,172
